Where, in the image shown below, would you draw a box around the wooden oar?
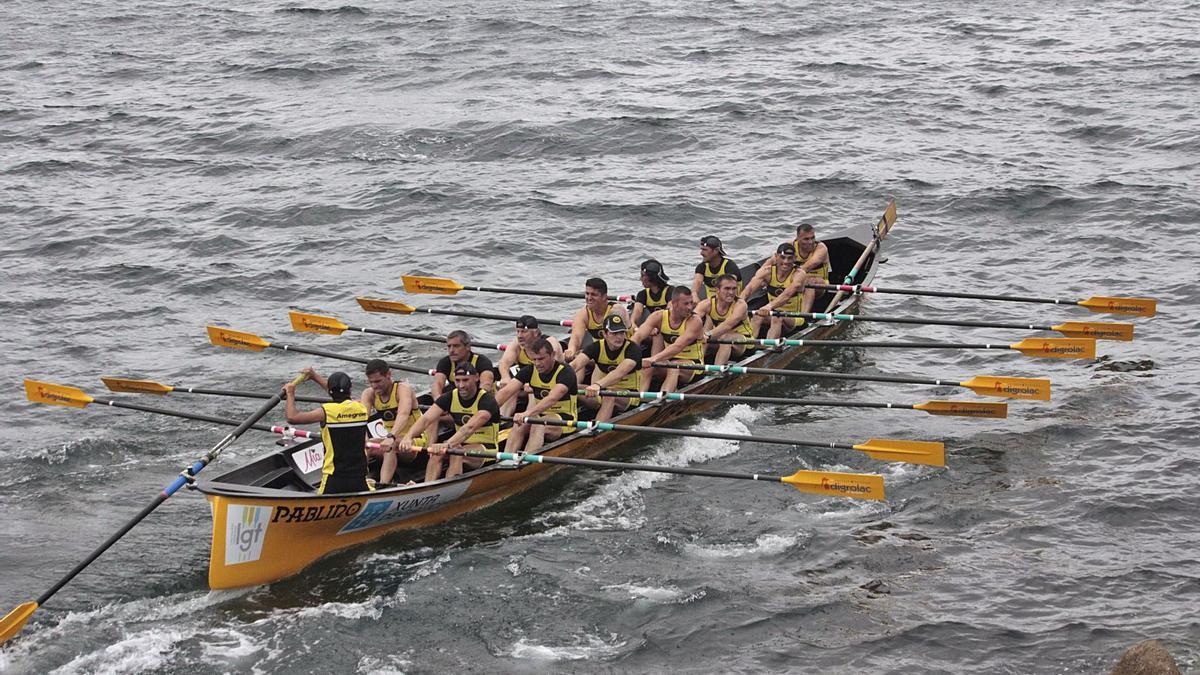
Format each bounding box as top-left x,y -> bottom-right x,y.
709,335 -> 1097,360
102,376 -> 330,404
822,199 -> 897,312
517,416 -> 945,467
357,297 -> 573,327
585,389 -> 1007,419
651,361 -> 1051,401
289,310 -> 505,350
1,375 -> 302,645
810,282 -> 1157,318
207,326 -> 437,376
774,310 -> 1134,342
401,275 -> 636,302
448,448 -> 885,501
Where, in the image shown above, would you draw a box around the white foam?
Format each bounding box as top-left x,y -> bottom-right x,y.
356,652 -> 414,674
682,533 -> 801,559
508,633 -> 627,661
200,627 -> 264,662
602,582 -> 687,603
49,628 -> 189,675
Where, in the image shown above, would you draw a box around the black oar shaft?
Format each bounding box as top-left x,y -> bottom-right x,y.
174,386 -> 327,404
710,337 -> 1016,350
782,311 -> 1052,331
34,393 -> 283,607
410,306 -> 563,326
93,395 -> 306,431
267,342 -> 429,376
813,283 -> 1074,305
471,285 -> 582,299
521,417 -> 856,451
460,448 -> 783,482
652,360 -> 962,388
345,325 -> 501,351
593,389 -> 915,410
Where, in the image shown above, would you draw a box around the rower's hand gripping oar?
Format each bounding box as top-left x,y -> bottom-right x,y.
585,389 -> 1007,419
773,310 -> 1135,342
0,374 -> 304,645
356,297 -> 573,328
810,282 -> 1157,318
207,325 -> 436,376
401,275 -> 635,302
289,310 -> 506,350
512,416 -> 945,467
709,335 -> 1098,360
444,448 -> 886,501
652,361 -> 1051,401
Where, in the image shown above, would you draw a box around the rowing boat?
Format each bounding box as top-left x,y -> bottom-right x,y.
194,202 -> 897,589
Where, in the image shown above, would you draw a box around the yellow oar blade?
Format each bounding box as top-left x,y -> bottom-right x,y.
913,400 -> 1008,419
401,274 -> 464,295
356,297 -> 415,315
0,601 -> 38,645
101,377 -> 173,395
783,470 -> 885,501
289,310 -> 348,335
1052,320 -> 1134,342
25,380 -> 93,408
851,439 -> 946,467
1078,295 -> 1156,317
207,325 -> 269,351
959,376 -> 1050,401
1010,338 -> 1096,359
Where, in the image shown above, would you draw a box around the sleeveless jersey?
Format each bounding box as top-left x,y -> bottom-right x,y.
596,340 -> 641,391
792,240 -> 831,282
318,400 -> 369,494
660,309 -> 704,362
585,304 -> 614,341
448,388 -> 499,451
767,265 -> 804,312
698,257 -> 741,292
530,363 -> 578,425
707,298 -> 754,339
372,382 -> 425,442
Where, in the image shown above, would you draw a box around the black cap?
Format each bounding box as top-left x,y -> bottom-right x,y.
454,362 -> 478,376
700,235 -> 723,250
603,314 -> 628,333
640,259 -> 669,284
515,315 -> 538,329
327,371 -> 352,398
776,242 -> 796,256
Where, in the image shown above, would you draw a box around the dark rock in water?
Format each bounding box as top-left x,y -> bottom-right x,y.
1110,640 -> 1181,675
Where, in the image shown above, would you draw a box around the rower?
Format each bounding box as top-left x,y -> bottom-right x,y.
792,222 -> 832,312
398,362 -> 500,482
304,363 -> 425,485
570,314 -> 642,422
691,235 -> 741,300
496,314 -> 562,417
284,371 -> 369,494
497,336 -> 578,454
631,285 -> 705,393
630,259 -> 671,326
563,277 -> 631,363
695,273 -> 753,365
742,242 -> 804,340
433,330 -> 495,398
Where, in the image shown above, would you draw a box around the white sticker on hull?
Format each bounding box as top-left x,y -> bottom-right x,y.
225,504 -> 270,565
338,481 -> 473,535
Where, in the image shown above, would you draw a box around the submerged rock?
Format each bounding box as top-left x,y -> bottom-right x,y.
1110,640 -> 1181,675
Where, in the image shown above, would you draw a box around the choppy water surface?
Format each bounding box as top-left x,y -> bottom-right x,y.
1,0 -> 1198,672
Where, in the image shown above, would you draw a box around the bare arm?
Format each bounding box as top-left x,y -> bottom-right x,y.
739,265 -> 772,301
285,383 -> 326,425
497,339 -> 519,382
652,315 -> 704,361
631,309 -> 662,344
709,300 -> 749,339
564,307 -> 588,358
797,243 -> 829,274
690,272 -> 704,300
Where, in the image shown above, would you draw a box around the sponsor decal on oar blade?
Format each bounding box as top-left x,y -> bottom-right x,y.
288,311 -> 348,335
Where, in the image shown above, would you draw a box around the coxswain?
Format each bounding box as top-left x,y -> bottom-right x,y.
695,273 -> 753,365
631,285 -> 705,393
433,330 -> 495,398
497,336 -> 579,454
792,223 -> 832,312
304,362 -> 425,485
742,242 -> 805,340
570,314 -> 642,422
398,362 -> 501,482
630,259 -> 671,326
284,371 -> 369,494
563,277 -> 631,363
691,235 -> 741,300
496,314 -> 563,417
